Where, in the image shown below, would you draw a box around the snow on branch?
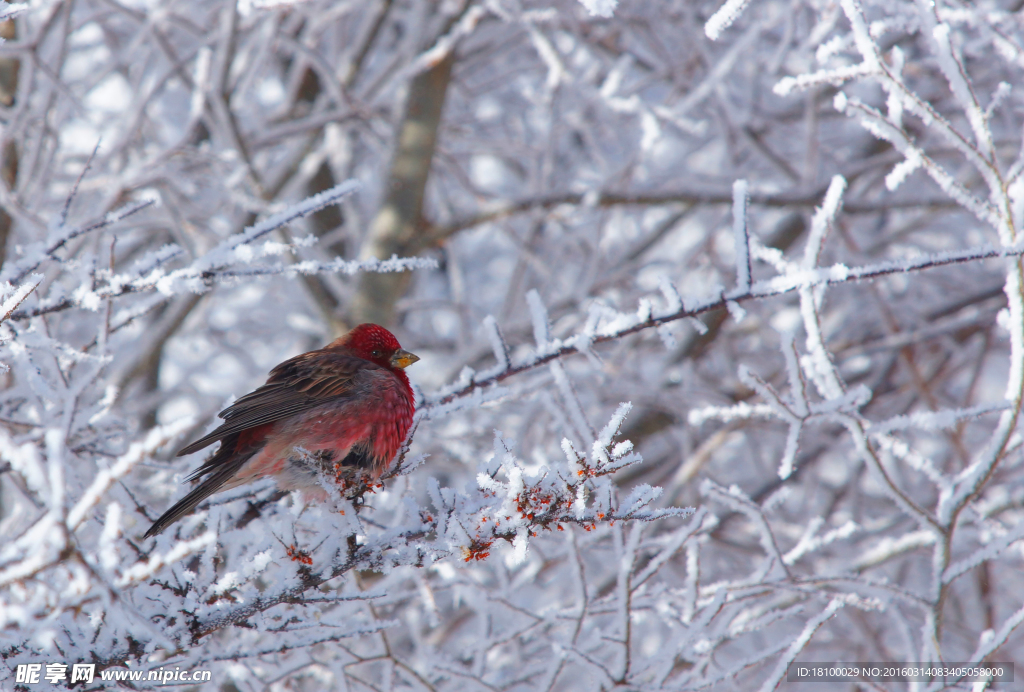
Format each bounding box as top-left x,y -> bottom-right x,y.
0,3 -> 27,22
197,182 -> 362,272
42,406 -> 694,668
6,181 -> 436,321
426,223 -> 1024,410
705,0 -> 753,41
836,94 -> 1002,230
67,418 -> 195,530
4,0 -> 1024,687
701,479 -> 789,580
773,63 -> 878,97
967,602 -> 1024,672
870,402 -> 1010,434
481,314 -> 511,372
577,0 -> 617,19
942,519 -> 1024,586
758,597 -> 870,692
526,288 -> 552,352
732,179 -> 751,293
0,275 -> 41,328
2,200 -> 155,286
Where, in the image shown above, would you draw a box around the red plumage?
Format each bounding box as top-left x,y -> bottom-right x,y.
145,324 -> 419,538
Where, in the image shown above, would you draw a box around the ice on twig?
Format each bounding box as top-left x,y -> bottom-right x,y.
705,0 -> 752,40
577,0 -> 617,18
482,315 -> 511,371
526,289 -> 551,351
732,179 -> 751,293
657,276 -> 683,313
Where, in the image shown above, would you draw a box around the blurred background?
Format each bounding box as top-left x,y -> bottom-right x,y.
1,0 -> 1022,689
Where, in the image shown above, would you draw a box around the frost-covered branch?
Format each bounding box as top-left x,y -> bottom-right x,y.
425,232 -> 1024,409
3,0 -> 1024,688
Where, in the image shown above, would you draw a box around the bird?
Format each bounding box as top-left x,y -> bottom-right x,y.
145,323 -> 419,538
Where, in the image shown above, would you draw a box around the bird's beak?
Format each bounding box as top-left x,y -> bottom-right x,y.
391,349 -> 420,369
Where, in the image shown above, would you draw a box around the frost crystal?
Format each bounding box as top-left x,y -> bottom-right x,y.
1,0 -> 1022,688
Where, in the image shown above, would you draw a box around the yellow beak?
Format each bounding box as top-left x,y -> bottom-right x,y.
390,349 -> 420,369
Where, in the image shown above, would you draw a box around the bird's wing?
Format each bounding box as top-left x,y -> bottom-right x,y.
145,439 -> 257,538
177,351 -> 384,456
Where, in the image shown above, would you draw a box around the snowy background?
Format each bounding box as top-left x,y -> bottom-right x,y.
1,0 -> 1024,689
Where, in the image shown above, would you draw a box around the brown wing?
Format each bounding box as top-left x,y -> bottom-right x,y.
176,350 -> 381,457
145,432 -> 259,538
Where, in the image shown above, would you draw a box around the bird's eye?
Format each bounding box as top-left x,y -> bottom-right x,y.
371,350 -> 382,358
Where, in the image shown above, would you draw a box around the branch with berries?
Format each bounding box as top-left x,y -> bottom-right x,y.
84,403 -> 691,671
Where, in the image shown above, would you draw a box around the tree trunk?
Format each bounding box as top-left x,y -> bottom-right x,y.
348,53 -> 455,327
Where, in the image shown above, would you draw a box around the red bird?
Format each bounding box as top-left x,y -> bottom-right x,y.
145,324 -> 419,538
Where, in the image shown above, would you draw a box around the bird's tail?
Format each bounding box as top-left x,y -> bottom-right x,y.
145,441 -> 258,538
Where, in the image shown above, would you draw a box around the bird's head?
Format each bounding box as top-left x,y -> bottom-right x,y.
340,323 -> 420,370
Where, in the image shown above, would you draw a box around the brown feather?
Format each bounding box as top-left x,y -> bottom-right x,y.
176,352 -> 382,457
145,433 -> 260,538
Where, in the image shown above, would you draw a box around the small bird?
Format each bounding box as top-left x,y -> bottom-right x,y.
145,323 -> 419,538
